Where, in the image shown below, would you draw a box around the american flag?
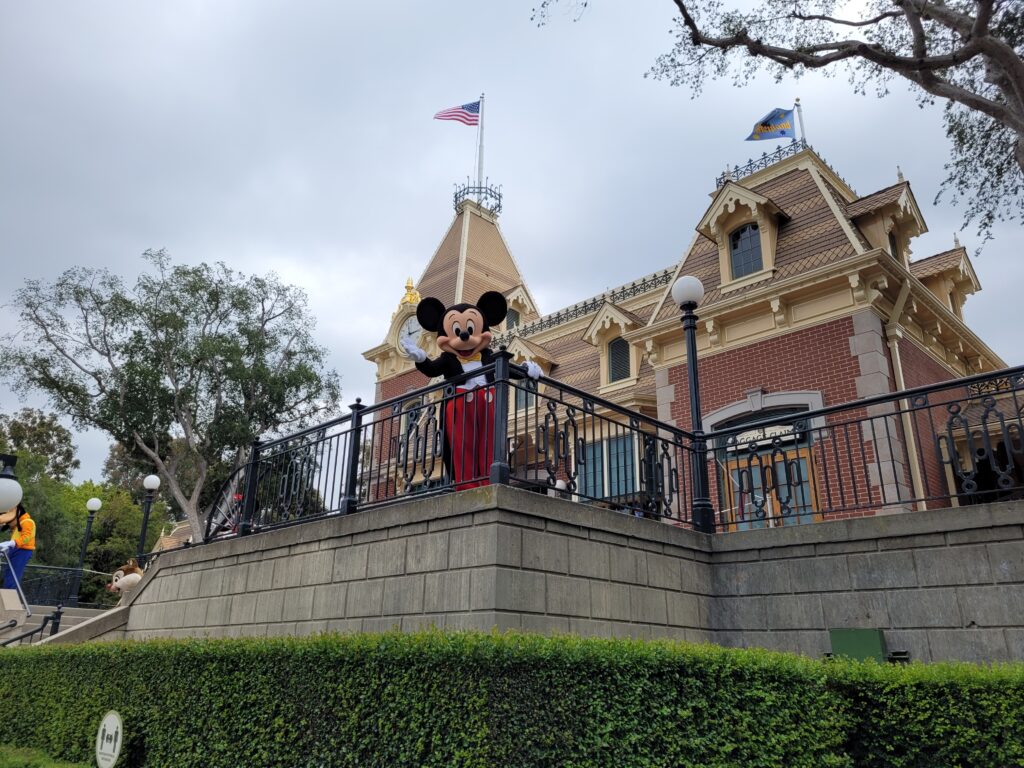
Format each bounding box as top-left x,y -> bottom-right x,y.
433,101 -> 480,126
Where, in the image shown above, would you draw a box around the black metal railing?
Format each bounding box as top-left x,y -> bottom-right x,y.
710,365 -> 1024,530
4,565 -> 116,609
715,139 -> 809,187
494,269 -> 675,344
453,181 -> 502,215
204,352 -> 700,540
203,359 -> 1024,539
1,606 -> 62,647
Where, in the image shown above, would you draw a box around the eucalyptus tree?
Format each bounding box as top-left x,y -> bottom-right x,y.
535,0 -> 1024,238
3,250 -> 341,539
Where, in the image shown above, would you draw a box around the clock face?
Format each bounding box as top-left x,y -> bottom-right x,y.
398,316 -> 421,351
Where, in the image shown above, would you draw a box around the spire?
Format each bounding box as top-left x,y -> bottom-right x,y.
954,232 -> 961,249
897,165 -> 905,182
398,277 -> 421,308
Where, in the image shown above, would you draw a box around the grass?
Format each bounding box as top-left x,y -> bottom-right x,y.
0,745 -> 89,768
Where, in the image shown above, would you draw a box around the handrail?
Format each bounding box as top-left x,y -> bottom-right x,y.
708,363 -> 1024,440
0,550 -> 31,618
1,606 -> 61,647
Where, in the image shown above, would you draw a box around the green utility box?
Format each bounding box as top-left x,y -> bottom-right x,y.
828,628 -> 888,662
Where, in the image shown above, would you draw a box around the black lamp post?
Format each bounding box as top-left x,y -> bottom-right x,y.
70,496 -> 102,606
671,276 -> 715,533
137,474 -> 161,565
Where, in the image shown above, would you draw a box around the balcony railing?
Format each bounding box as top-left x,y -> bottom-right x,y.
203,357 -> 1024,539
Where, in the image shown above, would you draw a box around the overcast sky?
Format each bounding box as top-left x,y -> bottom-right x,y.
2,1 -> 1021,484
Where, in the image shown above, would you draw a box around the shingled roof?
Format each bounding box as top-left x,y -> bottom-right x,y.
910,247 -> 968,280
845,182 -> 910,219
650,164 -> 863,324
415,200 -> 540,318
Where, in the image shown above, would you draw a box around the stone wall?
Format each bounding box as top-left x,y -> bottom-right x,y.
57,486 -> 712,645
710,501 -> 1024,662
50,486 -> 1024,663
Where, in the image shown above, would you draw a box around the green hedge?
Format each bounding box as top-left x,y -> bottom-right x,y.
1,632 -> 1021,767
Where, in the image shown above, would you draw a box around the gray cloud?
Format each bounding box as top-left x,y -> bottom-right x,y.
1,1 -> 1018,483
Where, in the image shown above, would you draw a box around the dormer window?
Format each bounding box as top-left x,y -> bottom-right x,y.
608,337 -> 630,383
696,181 -> 787,294
730,224 -> 763,279
506,308 -> 520,329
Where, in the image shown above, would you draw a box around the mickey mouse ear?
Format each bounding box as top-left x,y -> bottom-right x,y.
416,297 -> 446,332
476,292 -> 507,327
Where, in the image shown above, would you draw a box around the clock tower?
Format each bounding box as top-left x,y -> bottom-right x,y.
362,185 -> 541,404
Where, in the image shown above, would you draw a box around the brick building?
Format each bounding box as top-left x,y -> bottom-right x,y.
363,145 -> 1008,528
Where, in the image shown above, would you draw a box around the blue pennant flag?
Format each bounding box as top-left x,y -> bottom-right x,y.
746,108 -> 796,141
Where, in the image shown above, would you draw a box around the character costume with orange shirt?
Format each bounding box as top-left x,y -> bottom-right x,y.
0,504 -> 34,590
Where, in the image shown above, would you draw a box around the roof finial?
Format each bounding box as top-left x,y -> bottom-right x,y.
954,232 -> 961,248
399,277 -> 421,307
896,165 -> 905,182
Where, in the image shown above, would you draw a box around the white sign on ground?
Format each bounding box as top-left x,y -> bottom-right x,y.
95,710 -> 123,768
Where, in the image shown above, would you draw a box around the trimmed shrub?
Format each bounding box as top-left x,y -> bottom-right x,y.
0,632 -> 1020,767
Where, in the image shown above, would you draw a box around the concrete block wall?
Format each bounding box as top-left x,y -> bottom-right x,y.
48,486 -> 1024,663
709,501 -> 1024,662
61,486 -> 712,644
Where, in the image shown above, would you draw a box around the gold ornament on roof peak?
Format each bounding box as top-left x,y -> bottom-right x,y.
399,278 -> 421,307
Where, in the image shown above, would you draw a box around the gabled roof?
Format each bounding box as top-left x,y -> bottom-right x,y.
846,182 -> 910,219
583,301 -> 645,345
910,246 -> 981,291
154,521 -> 192,551
696,181 -> 787,240
507,337 -> 557,367
650,164 -> 863,324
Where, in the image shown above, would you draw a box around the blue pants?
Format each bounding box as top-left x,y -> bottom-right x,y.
3,548 -> 32,590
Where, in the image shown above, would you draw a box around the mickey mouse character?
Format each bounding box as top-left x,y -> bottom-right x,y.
400,291 -> 541,489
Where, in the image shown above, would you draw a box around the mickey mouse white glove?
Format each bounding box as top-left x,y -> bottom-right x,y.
0,541 -> 15,553
524,361 -> 542,380
400,337 -> 427,363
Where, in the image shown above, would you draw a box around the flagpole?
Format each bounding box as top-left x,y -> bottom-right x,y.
476,93 -> 485,200
795,97 -> 807,146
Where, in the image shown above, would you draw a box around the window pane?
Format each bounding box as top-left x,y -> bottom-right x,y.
515,386 -> 534,409
582,441 -> 604,498
729,223 -> 763,279
608,435 -> 635,497
608,337 -> 630,382
506,308 -> 520,329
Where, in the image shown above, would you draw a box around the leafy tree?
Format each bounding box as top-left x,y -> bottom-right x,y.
534,0 -> 1024,238
61,482 -> 166,606
2,250 -> 341,539
103,438 -> 223,521
0,424 -> 81,567
0,408 -> 80,482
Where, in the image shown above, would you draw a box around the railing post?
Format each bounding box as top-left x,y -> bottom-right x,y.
49,605 -> 62,637
238,439 -> 262,536
341,399 -> 367,514
490,349 -> 512,486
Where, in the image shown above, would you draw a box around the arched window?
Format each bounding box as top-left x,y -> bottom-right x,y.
608,337 -> 630,383
506,308 -> 520,329
729,223 -> 763,279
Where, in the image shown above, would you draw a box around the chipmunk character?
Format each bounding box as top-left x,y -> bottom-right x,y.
107,559 -> 144,596
399,291 -> 541,489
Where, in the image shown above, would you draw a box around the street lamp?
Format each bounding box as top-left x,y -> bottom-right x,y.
671,276 -> 715,533
137,474 -> 160,565
0,454 -> 23,511
78,497 -> 102,570
70,497 -> 102,606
